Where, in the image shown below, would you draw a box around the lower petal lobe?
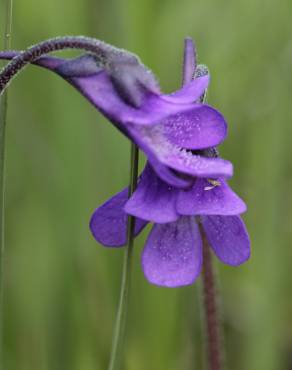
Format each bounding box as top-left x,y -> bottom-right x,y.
201,215 -> 250,266
90,188 -> 147,247
142,216 -> 202,287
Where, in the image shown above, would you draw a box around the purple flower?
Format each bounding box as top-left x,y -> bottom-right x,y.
90,163 -> 250,287
88,38 -> 249,287
0,38 -> 250,287
0,43 -> 232,187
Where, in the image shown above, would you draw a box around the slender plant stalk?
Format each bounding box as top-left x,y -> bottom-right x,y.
200,227 -> 224,370
0,36 -> 107,93
0,0 -> 13,362
107,143 -> 139,370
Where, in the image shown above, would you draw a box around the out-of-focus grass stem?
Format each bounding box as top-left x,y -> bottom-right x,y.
0,0 -> 13,363
107,143 -> 139,370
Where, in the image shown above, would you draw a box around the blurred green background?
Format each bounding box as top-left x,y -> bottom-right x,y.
0,0 -> 292,369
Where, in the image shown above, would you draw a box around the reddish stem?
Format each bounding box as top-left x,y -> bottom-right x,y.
201,229 -> 224,370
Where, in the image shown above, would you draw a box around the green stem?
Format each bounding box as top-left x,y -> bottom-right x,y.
107,143 -> 139,370
0,0 -> 13,362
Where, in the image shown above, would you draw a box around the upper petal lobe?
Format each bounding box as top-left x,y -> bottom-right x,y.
163,105 -> 227,149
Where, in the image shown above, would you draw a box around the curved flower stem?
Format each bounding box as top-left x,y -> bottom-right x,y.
0,0 -> 13,363
200,228 -> 224,370
0,36 -> 116,94
107,143 -> 139,370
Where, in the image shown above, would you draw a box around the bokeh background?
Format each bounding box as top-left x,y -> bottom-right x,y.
0,0 -> 291,369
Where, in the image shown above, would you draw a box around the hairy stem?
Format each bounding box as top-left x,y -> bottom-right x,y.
0,36 -> 116,94
0,0 -> 13,363
200,227 -> 224,370
107,143 -> 139,370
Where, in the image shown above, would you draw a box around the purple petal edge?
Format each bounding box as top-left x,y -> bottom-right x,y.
201,215 -> 250,266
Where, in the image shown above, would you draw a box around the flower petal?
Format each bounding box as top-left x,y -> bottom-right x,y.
177,178 -> 247,216
0,52 -> 68,70
0,51 -> 19,59
201,215 -> 250,266
162,75 -> 209,104
163,105 -> 227,149
90,188 -> 147,247
161,151 -> 233,179
143,153 -> 193,188
128,124 -> 233,182
142,217 -> 202,287
125,163 -> 179,223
